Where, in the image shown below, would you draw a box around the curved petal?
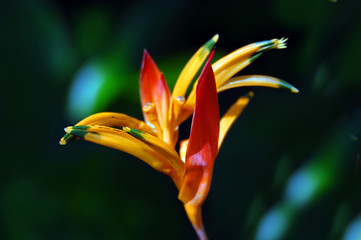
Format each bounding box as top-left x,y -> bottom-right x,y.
219,92 -> 253,148
217,75 -> 299,93
178,59 -> 219,240
140,50 -> 171,135
169,35 -> 218,144
173,50 -> 215,129
213,38 -> 288,87
59,112 -> 155,145
123,127 -> 184,180
140,50 -> 161,107
172,34 -> 218,99
64,125 -> 183,188
185,38 -> 288,107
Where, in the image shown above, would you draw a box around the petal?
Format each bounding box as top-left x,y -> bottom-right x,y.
155,73 -> 171,141
213,38 -> 288,87
185,38 -> 288,107
64,125 -> 183,188
140,50 -> 171,135
172,34 -> 218,99
219,92 -> 253,148
178,59 -> 219,238
140,49 -> 162,108
179,139 -> 189,162
169,35 -> 218,145
142,102 -> 163,137
178,61 -> 219,203
123,127 -> 184,180
172,50 -> 216,128
217,75 -> 299,93
59,112 -> 155,145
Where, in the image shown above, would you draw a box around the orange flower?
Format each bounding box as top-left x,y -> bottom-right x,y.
60,35 -> 298,239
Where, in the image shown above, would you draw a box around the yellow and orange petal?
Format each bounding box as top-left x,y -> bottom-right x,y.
64,125 -> 183,188
185,38 -> 290,107
59,112 -> 155,145
217,75 -> 299,93
218,92 -> 253,149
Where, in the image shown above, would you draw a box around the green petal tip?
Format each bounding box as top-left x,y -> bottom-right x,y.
63,126 -> 91,139
291,87 -> 299,93
278,81 -> 299,93
123,127 -> 145,139
64,127 -> 73,134
59,136 -> 68,145
200,34 -> 219,57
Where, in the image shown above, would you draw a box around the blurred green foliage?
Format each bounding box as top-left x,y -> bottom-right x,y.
1,0 -> 361,239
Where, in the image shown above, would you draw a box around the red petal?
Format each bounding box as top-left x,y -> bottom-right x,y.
140,50 -> 171,128
178,54 -> 219,236
140,50 -> 161,107
154,73 -> 171,128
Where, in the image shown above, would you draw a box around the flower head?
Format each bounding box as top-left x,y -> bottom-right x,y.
60,35 -> 298,239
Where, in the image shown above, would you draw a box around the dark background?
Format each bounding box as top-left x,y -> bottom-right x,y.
1,0 -> 361,239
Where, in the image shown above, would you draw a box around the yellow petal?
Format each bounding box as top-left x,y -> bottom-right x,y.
59,112 -> 155,145
169,35 -> 218,138
219,92 -> 253,148
172,34 -> 219,99
76,112 -> 155,134
185,38 -> 288,107
167,96 -> 184,147
217,75 -> 299,93
64,125 -> 183,188
213,38 -> 288,87
179,139 -> 189,162
123,127 -> 184,177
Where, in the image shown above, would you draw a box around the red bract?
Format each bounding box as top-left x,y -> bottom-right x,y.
140,50 -> 171,142
179,57 -> 219,240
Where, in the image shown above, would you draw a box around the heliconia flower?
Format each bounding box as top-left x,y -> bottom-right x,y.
60,35 -> 298,239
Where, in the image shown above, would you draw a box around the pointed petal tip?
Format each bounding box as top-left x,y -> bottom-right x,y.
280,83 -> 298,93
123,126 -> 131,132
59,137 -> 67,145
64,127 -> 72,134
290,86 -> 300,93
203,35 -> 219,53
183,203 -> 208,240
59,133 -> 76,145
291,87 -> 299,93
277,80 -> 299,93
279,80 -> 298,93
213,34 -> 219,42
142,49 -> 151,62
142,50 -> 149,62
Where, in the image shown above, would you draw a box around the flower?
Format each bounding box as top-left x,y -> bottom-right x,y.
60,35 -> 298,239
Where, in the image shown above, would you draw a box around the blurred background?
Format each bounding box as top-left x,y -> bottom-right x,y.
1,0 -> 361,239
